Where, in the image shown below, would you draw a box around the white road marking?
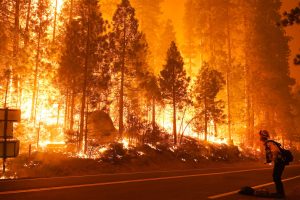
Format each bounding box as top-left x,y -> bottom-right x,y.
0,167 -> 275,195
3,164 -> 299,183
1,165 -> 255,182
208,175 -> 300,199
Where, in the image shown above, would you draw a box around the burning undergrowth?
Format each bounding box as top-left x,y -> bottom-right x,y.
3,136 -> 265,179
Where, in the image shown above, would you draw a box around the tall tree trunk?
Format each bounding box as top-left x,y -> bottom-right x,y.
243,8 -> 254,146
172,62 -> 177,145
56,103 -> 60,125
204,96 -> 208,141
12,0 -> 20,107
226,5 -> 232,143
249,95 -> 255,145
180,116 -> 196,145
24,0 -> 32,46
214,120 -> 218,137
66,0 -> 74,131
64,90 -> 69,130
245,64 -> 255,146
4,70 -> 10,107
18,78 -> 22,107
34,83 -> 40,126
244,62 -> 251,143
119,16 -> 126,137
178,108 -> 187,137
79,2 -> 90,151
152,96 -> 156,130
31,27 -> 41,122
70,89 -> 75,131
13,0 -> 20,57
208,0 -> 213,63
52,0 -> 58,43
173,95 -> 177,145
119,59 -> 124,136
84,101 -> 88,154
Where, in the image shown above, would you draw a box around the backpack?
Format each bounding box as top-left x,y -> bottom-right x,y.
281,148 -> 294,164
266,140 -> 294,165
239,186 -> 255,196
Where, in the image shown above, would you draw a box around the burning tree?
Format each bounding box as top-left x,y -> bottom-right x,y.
30,0 -> 52,123
0,0 -> 298,158
281,2 -> 300,65
111,0 -> 147,138
131,0 -> 164,73
193,63 -> 226,141
59,0 -> 109,152
159,41 -> 190,145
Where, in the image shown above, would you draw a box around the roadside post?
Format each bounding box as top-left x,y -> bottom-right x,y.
0,108 -> 21,175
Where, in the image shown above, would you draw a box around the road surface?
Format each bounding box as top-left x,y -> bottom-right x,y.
0,163 -> 300,200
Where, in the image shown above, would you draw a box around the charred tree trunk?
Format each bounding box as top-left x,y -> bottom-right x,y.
70,89 -> 75,131
172,62 -> 177,145
178,108 -> 187,137
214,120 -> 218,137
84,101 -> 88,154
64,90 -> 69,130
204,95 -> 208,141
79,3 -> 91,151
152,96 -> 156,130
249,96 -> 255,145
173,94 -> 177,145
119,59 -> 124,136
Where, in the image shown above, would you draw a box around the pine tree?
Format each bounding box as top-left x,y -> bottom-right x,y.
0,1 -> 10,69
282,2 -> 300,65
111,0 -> 142,137
131,0 -> 164,72
139,71 -> 161,130
157,19 -> 176,74
246,0 -> 295,142
30,0 -> 52,122
193,63 -> 226,141
59,0 -> 108,151
159,41 -> 190,145
183,0 -> 199,76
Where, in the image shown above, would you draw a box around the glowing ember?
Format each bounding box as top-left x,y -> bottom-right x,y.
120,138 -> 130,149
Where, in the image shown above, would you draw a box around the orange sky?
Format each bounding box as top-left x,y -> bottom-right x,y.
162,0 -> 300,83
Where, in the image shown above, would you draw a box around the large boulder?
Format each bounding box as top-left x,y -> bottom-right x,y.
88,110 -> 117,144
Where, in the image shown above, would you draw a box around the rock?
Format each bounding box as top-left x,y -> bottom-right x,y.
88,110 -> 117,144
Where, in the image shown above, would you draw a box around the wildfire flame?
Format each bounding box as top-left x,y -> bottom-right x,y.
2,0 -> 243,159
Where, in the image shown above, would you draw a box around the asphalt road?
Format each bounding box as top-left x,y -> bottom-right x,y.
0,163 -> 300,200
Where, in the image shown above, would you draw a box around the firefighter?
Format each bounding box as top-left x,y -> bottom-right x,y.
259,130 -> 285,198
